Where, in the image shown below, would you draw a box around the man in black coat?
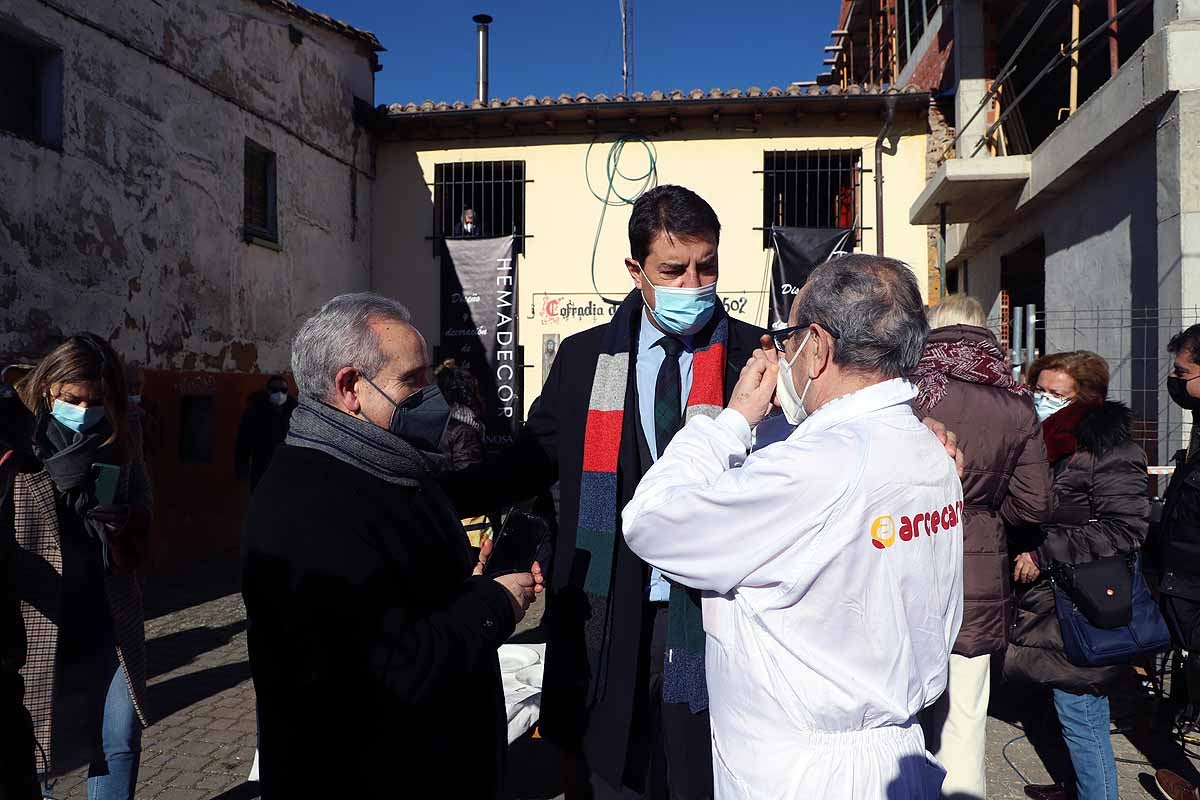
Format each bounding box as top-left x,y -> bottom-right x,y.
241,293 -> 542,799
444,185 -> 765,799
1162,327 -> 1200,703
234,375 -> 297,490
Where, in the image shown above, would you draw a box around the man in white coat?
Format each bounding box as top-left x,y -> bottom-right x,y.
622,254 -> 964,799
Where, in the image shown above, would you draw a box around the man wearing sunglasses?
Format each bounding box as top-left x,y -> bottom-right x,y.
623,254 -> 965,799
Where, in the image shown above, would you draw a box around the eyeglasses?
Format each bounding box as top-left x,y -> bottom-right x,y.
768,321 -> 840,353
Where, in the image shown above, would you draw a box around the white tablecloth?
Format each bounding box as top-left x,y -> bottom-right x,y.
500,643 -> 545,744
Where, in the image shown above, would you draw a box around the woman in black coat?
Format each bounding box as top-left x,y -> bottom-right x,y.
1005,351 -> 1148,800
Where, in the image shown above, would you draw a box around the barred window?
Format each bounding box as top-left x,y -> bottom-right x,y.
0,28 -> 63,149
433,161 -> 526,253
243,139 -> 278,244
761,150 -> 861,247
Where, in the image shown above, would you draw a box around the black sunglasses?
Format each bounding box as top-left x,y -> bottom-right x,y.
769,322 -> 840,353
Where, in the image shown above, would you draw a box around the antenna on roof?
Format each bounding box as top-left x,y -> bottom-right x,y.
619,0 -> 634,95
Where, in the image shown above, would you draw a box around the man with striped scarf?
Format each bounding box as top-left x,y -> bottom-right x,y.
445,185 -> 765,798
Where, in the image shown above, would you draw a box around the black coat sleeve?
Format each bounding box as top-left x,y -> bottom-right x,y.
440,341 -> 566,516
369,575 -> 517,704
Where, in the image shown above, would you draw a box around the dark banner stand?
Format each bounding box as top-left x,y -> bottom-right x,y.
768,226 -> 854,326
441,235 -> 521,449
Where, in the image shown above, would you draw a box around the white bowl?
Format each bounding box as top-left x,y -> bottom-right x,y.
515,665 -> 544,689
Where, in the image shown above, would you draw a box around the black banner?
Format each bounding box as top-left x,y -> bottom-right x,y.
769,227 -> 853,326
441,236 -> 521,444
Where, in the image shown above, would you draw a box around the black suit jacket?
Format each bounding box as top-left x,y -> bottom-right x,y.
443,308 -> 765,786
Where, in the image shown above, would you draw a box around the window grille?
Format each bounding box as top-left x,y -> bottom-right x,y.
432,161 -> 527,254
243,139 -> 278,243
760,150 -> 862,248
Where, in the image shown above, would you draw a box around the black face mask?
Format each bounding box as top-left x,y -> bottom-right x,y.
1168,376 -> 1200,411
364,377 -> 451,452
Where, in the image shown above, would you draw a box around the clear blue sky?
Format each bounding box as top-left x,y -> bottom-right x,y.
309,1 -> 840,106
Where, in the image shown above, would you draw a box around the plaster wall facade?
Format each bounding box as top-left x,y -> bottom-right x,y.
374,118 -> 932,414
0,0 -> 376,372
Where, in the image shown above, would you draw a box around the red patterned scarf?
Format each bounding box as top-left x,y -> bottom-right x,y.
913,337 -> 1029,411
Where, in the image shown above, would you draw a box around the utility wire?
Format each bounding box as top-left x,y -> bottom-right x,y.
586,135 -> 658,304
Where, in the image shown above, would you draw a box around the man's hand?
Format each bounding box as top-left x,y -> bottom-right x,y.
729,348 -> 779,428
495,570 -> 539,622
921,417 -> 965,478
472,536 -> 494,577
1014,552 -> 1040,584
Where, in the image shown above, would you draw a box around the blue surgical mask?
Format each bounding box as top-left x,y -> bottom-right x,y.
52,398 -> 107,433
641,268 -> 718,337
1033,391 -> 1070,422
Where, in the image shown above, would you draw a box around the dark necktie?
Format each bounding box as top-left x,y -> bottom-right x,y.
654,336 -> 685,458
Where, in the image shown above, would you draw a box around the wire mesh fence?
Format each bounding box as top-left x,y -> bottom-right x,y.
987,306 -> 1200,468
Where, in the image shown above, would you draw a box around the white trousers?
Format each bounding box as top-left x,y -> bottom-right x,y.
922,653 -> 991,799
712,722 -> 945,799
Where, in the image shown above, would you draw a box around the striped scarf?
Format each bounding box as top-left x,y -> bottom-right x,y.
578,290 -> 727,712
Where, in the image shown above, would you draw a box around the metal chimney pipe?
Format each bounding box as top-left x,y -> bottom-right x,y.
473,14 -> 492,105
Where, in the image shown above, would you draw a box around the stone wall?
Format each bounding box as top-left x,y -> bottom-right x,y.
0,0 -> 376,372
925,99 -> 955,299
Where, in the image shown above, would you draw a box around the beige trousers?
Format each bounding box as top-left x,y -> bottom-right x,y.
923,652 -> 991,799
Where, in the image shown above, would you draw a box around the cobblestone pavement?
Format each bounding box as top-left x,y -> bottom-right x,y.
46,556 -> 1199,799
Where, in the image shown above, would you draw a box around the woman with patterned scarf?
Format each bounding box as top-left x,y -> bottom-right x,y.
913,294 -> 1052,800
12,334 -> 152,800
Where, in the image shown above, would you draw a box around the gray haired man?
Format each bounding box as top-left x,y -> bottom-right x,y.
622,255 -> 965,799
241,292 -> 541,799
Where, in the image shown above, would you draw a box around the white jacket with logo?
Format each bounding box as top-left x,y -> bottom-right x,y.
622,378 -> 964,799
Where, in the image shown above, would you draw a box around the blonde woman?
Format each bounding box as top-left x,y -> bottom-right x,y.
914,295 -> 1051,799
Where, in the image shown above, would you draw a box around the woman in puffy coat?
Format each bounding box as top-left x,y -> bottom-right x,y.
1005,350 -> 1148,800
914,294 -> 1052,799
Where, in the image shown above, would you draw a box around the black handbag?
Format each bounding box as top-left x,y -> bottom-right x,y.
1048,460 -> 1170,665
1050,554 -> 1171,666
1051,554 -> 1133,629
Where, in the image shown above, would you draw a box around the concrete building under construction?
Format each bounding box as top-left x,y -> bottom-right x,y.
825,0 -> 1200,465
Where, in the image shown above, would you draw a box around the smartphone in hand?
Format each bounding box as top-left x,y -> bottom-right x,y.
92,463 -> 121,506
484,510 -> 551,578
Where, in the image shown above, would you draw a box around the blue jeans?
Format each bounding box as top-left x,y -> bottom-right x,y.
48,647 -> 142,800
1052,689 -> 1118,800
87,658 -> 141,800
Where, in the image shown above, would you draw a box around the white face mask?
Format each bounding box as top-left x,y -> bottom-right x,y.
776,332 -> 813,426
1033,390 -> 1070,422
268,391 -> 288,407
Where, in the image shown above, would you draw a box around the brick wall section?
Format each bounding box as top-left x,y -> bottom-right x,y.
908,8 -> 956,92
926,99 -> 955,301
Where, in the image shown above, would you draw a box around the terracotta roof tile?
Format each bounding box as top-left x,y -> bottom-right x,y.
382,84 -> 920,116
